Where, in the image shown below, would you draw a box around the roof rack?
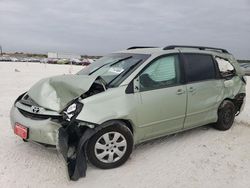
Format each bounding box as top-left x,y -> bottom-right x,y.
163,45 -> 229,53
127,46 -> 158,50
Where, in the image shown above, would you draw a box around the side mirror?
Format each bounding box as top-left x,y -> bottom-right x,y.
125,77 -> 140,94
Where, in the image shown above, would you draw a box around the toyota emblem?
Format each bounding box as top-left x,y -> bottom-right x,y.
31,106 -> 40,113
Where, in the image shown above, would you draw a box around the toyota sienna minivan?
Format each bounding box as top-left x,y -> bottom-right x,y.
10,45 -> 246,180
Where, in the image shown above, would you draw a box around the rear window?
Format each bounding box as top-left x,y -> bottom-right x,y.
184,54 -> 216,82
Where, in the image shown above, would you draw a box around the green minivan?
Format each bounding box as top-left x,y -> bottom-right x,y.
10,45 -> 246,180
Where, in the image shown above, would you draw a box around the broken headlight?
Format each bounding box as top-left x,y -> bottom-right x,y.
62,102 -> 83,122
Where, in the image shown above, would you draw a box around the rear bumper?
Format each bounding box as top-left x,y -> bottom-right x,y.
10,105 -> 61,146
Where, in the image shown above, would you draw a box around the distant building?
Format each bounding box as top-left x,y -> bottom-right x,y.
47,52 -> 81,59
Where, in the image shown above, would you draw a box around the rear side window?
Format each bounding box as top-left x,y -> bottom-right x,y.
184,54 -> 216,82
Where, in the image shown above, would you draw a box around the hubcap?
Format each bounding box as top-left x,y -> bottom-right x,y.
94,132 -> 127,163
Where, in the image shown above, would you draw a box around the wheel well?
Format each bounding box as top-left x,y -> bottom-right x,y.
225,94 -> 246,114
223,98 -> 235,105
119,119 -> 134,134
101,119 -> 134,134
219,98 -> 235,110
221,98 -> 241,115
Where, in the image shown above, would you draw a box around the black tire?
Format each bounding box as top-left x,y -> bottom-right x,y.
86,121 -> 133,169
214,100 -> 235,131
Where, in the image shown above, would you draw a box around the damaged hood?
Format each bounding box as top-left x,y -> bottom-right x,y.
28,74 -> 97,112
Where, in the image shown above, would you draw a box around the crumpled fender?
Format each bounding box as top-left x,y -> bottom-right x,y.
28,74 -> 97,112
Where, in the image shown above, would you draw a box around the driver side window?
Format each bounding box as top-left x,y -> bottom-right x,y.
139,55 -> 180,91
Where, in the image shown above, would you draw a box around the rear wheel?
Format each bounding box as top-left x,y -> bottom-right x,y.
214,100 -> 235,131
87,121 -> 133,169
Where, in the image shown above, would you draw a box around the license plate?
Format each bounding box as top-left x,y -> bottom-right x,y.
14,123 -> 28,139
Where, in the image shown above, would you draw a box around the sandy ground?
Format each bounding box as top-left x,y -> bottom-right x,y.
0,62 -> 250,188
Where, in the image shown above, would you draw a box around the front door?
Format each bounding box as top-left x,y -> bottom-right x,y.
135,54 -> 187,140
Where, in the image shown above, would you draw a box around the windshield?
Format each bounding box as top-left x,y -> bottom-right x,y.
77,53 -> 150,87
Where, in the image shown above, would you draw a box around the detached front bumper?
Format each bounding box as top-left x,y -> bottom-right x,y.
10,100 -> 100,181
10,105 -> 61,146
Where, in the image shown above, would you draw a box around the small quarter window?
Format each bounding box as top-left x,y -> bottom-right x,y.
215,57 -> 235,78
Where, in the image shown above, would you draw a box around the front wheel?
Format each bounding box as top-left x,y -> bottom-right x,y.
86,121 -> 133,169
214,100 -> 235,131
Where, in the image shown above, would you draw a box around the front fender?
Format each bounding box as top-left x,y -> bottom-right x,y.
75,86 -> 138,125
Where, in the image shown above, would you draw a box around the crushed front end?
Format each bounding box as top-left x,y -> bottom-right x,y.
10,92 -> 62,146
10,81 -> 106,181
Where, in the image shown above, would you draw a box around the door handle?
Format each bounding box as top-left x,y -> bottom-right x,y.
188,87 -> 196,93
176,89 -> 185,95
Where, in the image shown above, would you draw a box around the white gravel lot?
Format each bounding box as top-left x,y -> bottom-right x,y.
0,62 -> 250,188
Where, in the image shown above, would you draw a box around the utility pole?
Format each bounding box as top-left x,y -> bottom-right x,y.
0,45 -> 2,56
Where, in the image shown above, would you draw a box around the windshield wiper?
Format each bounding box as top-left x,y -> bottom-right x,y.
88,56 -> 132,76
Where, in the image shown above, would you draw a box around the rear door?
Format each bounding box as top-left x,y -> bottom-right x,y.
182,53 -> 223,128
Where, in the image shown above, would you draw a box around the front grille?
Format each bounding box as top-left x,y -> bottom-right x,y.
18,108 -> 60,120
